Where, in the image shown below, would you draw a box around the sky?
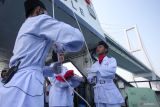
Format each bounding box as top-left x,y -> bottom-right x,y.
92,0 -> 160,77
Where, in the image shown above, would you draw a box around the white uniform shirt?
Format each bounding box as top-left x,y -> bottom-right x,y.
88,56 -> 124,104
0,14 -> 84,107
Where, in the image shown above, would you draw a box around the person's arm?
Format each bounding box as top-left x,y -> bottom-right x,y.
72,75 -> 84,82
54,76 -> 84,88
38,15 -> 84,53
70,75 -> 84,88
43,62 -> 62,77
87,64 -> 98,84
98,58 -> 117,78
43,66 -> 54,77
53,67 -> 72,88
53,74 -> 74,88
87,73 -> 94,84
53,78 -> 71,88
53,74 -> 83,88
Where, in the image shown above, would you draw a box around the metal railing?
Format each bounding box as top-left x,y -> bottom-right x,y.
128,80 -> 160,90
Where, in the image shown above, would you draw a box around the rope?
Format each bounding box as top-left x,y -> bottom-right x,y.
71,9 -> 102,107
62,75 -> 91,107
57,53 -> 91,107
72,11 -> 94,66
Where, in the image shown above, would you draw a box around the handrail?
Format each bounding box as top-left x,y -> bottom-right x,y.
128,80 -> 160,90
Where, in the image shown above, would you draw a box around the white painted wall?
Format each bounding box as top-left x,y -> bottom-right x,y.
58,0 -> 105,38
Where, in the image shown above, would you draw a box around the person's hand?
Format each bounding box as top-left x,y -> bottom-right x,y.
56,75 -> 65,82
58,53 -> 65,63
91,76 -> 97,85
53,42 -> 65,53
52,62 -> 62,74
64,70 -> 74,80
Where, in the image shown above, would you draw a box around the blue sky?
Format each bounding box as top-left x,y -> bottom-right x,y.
92,0 -> 160,76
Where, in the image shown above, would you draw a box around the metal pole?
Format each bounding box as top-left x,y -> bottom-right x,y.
149,81 -> 152,89
124,29 -> 132,51
135,25 -> 157,80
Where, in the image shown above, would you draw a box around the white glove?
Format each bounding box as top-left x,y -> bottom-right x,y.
87,76 -> 97,85
53,42 -> 65,53
52,62 -> 62,74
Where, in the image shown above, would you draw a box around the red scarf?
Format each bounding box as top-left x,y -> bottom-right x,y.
56,70 -> 74,82
98,54 -> 106,64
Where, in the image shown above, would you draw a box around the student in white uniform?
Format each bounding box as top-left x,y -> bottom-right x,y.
49,53 -> 84,107
0,0 -> 84,107
87,41 -> 124,107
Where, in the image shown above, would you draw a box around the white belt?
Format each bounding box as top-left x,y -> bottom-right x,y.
96,79 -> 113,84
18,65 -> 43,73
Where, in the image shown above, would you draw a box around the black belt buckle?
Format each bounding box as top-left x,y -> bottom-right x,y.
1,61 -> 21,84
100,80 -> 105,84
91,76 -> 97,86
